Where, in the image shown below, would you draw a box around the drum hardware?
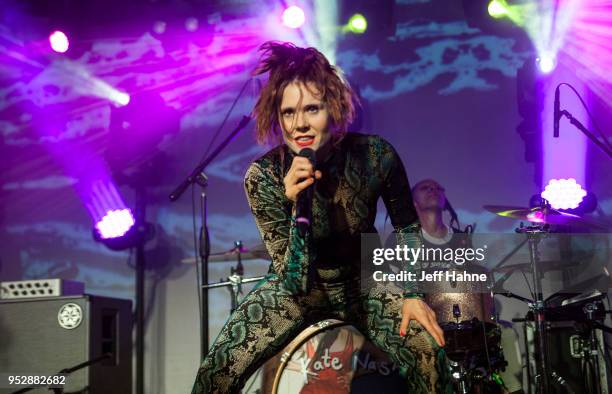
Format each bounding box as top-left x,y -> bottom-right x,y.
485,199 -> 610,394
423,263 -> 505,393
453,304 -> 461,321
562,289 -> 604,307
181,242 -> 271,264
515,302 -> 610,394
483,204 -> 608,230
492,260 -> 580,274
448,360 -> 470,394
200,241 -> 266,312
443,320 -> 507,394
513,223 -> 561,393
577,302 -> 609,394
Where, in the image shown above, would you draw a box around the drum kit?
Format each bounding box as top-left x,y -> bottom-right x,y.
483,201 -> 610,394
191,201 -> 609,394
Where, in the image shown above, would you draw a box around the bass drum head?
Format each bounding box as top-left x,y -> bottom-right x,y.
423,264 -> 495,323
260,319 -> 409,394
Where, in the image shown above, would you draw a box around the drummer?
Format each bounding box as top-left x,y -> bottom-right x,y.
389,178 -> 524,394
410,179 -> 470,251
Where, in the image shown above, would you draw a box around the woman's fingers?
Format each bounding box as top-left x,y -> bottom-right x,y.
292,169 -> 312,180
399,309 -> 410,337
294,177 -> 314,192
428,315 -> 445,347
401,299 -> 445,347
284,157 -> 321,202
428,309 -> 445,346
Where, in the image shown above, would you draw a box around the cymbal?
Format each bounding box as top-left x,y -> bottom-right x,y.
181,244 -> 271,264
492,260 -> 579,274
483,205 -> 602,228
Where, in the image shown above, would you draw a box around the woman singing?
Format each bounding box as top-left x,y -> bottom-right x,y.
192,41 -> 450,394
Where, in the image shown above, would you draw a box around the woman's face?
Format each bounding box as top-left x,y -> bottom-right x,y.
279,81 -> 331,153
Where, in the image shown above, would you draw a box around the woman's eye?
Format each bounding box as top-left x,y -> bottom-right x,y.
306,105 -> 319,113
282,110 -> 294,117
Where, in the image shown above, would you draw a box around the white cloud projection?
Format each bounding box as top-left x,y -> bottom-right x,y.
339,21 -> 530,100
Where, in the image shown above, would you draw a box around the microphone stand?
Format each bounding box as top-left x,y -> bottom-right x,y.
559,109 -> 612,159
169,115 -> 251,360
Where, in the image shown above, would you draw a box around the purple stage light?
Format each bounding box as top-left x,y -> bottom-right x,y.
282,6 -> 305,29
49,30 -> 69,53
95,209 -> 135,239
185,17 -> 199,32
115,92 -> 131,107
541,178 -> 587,210
527,211 -> 545,223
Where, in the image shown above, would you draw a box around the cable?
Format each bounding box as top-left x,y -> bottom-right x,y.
480,320 -> 493,377
201,77 -> 254,162
520,269 -> 536,302
192,184 -> 203,354
557,82 -> 612,151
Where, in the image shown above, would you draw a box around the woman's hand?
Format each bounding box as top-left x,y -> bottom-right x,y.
400,298 -> 445,347
283,156 -> 322,202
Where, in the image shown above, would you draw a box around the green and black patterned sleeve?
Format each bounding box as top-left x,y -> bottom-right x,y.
377,137 -> 424,299
244,160 -> 313,295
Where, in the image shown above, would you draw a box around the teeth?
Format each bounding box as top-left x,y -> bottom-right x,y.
297,136 -> 313,141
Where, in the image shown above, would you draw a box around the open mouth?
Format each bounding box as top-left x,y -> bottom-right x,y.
295,135 -> 315,147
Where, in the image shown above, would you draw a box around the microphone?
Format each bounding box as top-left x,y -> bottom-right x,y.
296,148 -> 316,238
554,85 -> 561,138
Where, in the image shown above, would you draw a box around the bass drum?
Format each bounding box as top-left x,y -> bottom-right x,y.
423,264 -> 505,392
423,264 -> 495,323
260,319 -> 409,394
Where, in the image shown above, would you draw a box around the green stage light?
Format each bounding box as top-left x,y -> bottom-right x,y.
488,0 -> 507,18
348,13 -> 367,34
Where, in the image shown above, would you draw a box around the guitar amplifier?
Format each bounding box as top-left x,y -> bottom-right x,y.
0,295 -> 132,393
0,279 -> 84,300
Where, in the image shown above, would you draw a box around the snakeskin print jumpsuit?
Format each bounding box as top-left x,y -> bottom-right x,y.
192,133 -> 451,393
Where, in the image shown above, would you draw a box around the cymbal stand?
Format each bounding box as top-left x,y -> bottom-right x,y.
448,360 -> 470,394
228,241 -> 245,311
516,224 -> 552,393
516,224 -> 575,394
201,241 -> 264,312
201,275 -> 265,312
582,302 -> 603,393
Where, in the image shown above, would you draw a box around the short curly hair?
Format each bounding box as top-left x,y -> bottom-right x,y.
252,41 -> 356,146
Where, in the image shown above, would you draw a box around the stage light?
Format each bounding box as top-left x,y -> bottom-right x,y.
541,178 -> 587,210
348,13 -> 367,34
49,30 -> 69,53
113,91 -> 131,107
153,21 -> 167,35
95,209 -> 135,239
488,0 -> 507,18
282,5 -> 305,29
185,17 -> 199,32
536,52 -> 556,74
